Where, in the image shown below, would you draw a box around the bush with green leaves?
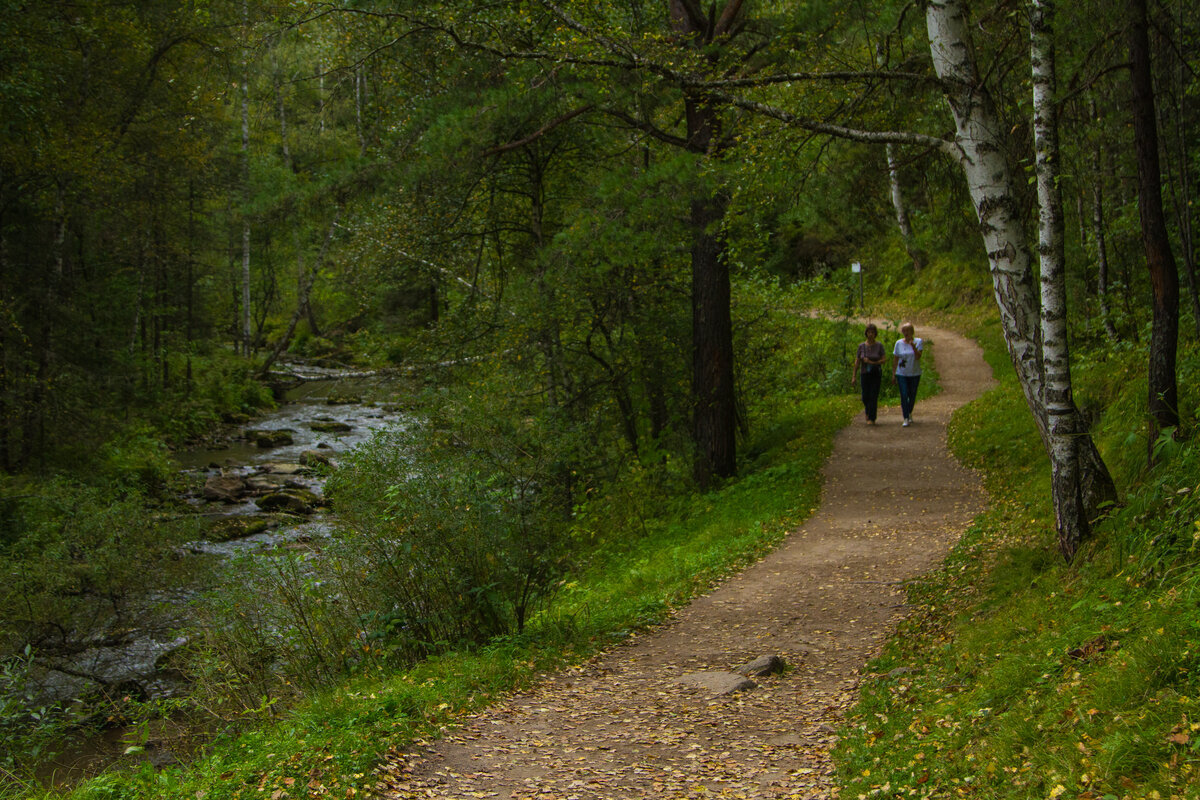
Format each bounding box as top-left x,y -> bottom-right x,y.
331,421 -> 576,654
0,645 -> 71,778
0,477 -> 198,661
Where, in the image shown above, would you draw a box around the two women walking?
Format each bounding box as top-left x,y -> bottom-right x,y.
851,322 -> 924,427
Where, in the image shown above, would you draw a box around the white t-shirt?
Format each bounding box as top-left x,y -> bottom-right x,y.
893,338 -> 923,377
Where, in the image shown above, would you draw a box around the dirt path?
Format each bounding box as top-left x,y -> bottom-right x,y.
377,324 -> 995,799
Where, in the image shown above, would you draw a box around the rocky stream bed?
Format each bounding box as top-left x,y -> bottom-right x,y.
27,368 -> 410,741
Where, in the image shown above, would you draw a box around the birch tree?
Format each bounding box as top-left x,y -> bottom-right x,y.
925,0 -> 1116,553
886,143 -> 923,272
1031,0 -> 1087,558
240,0 -> 254,356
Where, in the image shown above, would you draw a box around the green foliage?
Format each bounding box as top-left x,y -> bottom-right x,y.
95,425 -> 176,498
332,419 -> 579,648
34,313 -> 855,800
0,477 -> 198,660
0,646 -> 72,780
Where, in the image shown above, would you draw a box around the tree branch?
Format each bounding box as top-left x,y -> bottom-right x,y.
715,92 -> 959,156
480,104 -> 596,156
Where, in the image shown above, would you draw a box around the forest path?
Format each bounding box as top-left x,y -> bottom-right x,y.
376,323 -> 995,799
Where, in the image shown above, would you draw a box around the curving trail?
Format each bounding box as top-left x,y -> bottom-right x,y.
377,323 -> 995,799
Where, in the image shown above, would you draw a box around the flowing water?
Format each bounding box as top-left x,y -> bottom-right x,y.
32,368 -> 411,721
26,367 -> 413,784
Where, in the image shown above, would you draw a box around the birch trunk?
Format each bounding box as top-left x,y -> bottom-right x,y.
925,0 -> 1115,538
1032,0 -> 1087,560
886,143 -> 923,271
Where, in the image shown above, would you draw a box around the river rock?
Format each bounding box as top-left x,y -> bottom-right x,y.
309,421 -> 352,433
202,474 -> 247,503
325,394 -> 361,405
261,462 -> 307,475
256,490 -> 318,515
247,429 -> 295,448
207,517 -> 270,542
300,449 -> 333,467
246,474 -> 287,493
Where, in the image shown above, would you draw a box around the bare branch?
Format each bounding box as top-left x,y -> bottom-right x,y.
480,105 -> 596,157
715,92 -> 959,156
599,108 -> 692,150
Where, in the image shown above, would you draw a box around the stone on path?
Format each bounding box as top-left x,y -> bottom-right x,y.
678,671 -> 756,696
736,654 -> 786,677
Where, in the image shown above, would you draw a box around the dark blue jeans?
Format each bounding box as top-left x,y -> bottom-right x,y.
897,374 -> 921,419
860,367 -> 882,421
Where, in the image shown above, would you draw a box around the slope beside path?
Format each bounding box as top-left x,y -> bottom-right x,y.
376,324 -> 995,799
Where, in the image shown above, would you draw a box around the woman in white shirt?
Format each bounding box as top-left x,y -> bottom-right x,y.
891,322 -> 924,427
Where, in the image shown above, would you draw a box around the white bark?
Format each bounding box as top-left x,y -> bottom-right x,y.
886,143 -> 921,271
926,0 -> 1042,396
1032,0 -> 1086,559
926,0 -> 1114,547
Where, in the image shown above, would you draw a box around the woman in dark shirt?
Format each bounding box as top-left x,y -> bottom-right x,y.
851,323 -> 886,425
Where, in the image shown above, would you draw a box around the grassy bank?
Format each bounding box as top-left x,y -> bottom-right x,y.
835,316 -> 1200,799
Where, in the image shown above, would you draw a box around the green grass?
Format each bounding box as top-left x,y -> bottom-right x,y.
834,318 -> 1200,800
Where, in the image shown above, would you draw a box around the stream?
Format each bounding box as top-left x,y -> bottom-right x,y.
29,366 -> 411,735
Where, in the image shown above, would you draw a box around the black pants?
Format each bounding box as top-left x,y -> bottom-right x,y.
860,368 -> 882,422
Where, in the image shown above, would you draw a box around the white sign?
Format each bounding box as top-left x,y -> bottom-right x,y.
851,261 -> 861,273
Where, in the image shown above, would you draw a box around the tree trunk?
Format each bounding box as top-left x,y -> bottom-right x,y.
1032,0 -> 1087,560
690,187 -> 736,485
259,209 -> 341,377
240,0 -> 253,356
670,0 -> 743,487
886,143 -> 923,272
1089,101 -> 1119,340
925,0 -> 1115,536
1128,0 -> 1180,452
1159,3 -> 1200,338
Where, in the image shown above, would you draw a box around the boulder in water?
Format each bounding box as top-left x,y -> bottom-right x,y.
208,517 -> 270,542
300,450 -> 334,467
256,489 -> 319,515
246,429 -> 295,448
202,474 -> 248,503
309,421 -> 352,434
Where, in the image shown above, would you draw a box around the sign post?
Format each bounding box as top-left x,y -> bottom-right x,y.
851,261 -> 863,311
